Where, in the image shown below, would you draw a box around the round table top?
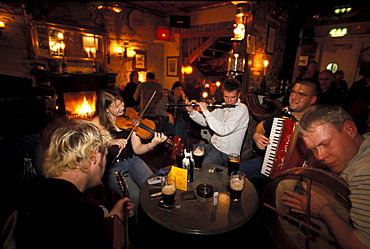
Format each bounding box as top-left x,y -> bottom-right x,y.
139,163 -> 258,235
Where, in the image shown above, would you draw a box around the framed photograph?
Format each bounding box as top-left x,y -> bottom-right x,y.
266,25 -> 276,54
133,50 -> 146,71
298,55 -> 309,66
167,56 -> 179,77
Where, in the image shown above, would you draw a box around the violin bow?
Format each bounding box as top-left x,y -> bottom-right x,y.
112,91 -> 157,164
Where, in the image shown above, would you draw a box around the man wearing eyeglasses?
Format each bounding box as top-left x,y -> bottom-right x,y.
239,79 -> 320,194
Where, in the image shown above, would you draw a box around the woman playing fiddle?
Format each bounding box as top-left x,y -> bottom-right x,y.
92,89 -> 167,214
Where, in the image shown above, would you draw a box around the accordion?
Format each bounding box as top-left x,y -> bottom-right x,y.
261,116 -> 300,178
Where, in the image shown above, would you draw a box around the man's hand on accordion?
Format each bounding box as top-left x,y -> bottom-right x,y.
253,133 -> 270,150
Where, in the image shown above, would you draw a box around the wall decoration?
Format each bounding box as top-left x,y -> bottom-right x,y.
298,56 -> 309,66
167,56 -> 179,77
266,25 -> 276,54
133,50 -> 146,71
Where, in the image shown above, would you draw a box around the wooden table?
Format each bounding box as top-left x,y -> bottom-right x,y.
139,163 -> 258,235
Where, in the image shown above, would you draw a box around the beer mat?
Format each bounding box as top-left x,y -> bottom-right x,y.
149,189 -> 162,198
157,199 -> 174,210
180,191 -> 196,201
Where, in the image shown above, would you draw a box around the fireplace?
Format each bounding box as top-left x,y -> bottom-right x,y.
64,91 -> 96,119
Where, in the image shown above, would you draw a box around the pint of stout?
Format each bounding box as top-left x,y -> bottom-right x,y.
192,146 -> 205,170
228,153 -> 240,176
229,171 -> 245,201
161,175 -> 176,207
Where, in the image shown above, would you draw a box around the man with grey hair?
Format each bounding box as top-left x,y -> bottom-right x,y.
282,104 -> 370,248
318,70 -> 343,105
17,119 -> 134,249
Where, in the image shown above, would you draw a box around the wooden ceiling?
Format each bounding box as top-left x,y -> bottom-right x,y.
119,1 -> 232,17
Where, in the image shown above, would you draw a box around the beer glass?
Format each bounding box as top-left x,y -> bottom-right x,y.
192,146 -> 205,170
161,175 -> 176,207
229,171 -> 245,201
175,150 -> 184,168
227,153 -> 240,176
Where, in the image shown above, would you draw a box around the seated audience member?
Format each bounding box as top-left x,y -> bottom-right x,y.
296,61 -> 319,83
343,68 -> 370,135
17,119 -> 134,249
200,81 -> 223,104
92,89 -> 167,213
239,79 -> 320,192
185,78 -> 249,167
282,104 -> 370,249
133,72 -> 163,112
156,81 -> 188,159
122,70 -> 141,111
318,70 -> 343,105
333,69 -> 349,98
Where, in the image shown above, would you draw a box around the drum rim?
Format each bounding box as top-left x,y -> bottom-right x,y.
262,167 -> 350,249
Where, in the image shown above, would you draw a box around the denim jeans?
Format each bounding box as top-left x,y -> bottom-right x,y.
161,116 -> 188,141
239,157 -> 269,186
193,143 -> 229,167
106,156 -> 152,212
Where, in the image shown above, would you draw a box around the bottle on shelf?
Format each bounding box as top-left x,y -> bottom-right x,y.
260,76 -> 267,93
62,56 -> 68,74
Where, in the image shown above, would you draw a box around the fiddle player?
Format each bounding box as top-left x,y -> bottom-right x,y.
92,89 -> 167,215
185,78 -> 249,167
282,104 -> 370,248
16,119 -> 134,249
239,79 -> 320,193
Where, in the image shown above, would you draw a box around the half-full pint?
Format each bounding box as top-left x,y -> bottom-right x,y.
161,175 -> 176,207
228,153 -> 240,176
192,146 -> 205,170
229,171 -> 245,201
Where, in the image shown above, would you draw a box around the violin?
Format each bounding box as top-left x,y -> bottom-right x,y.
166,103 -> 237,108
116,107 -> 156,140
116,107 -> 173,145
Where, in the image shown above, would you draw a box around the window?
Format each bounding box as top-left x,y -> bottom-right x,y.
326,62 -> 338,73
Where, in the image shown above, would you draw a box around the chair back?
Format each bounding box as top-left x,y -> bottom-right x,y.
140,90 -> 162,126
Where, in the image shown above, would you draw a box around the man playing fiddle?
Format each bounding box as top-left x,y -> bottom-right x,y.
185,78 -> 249,167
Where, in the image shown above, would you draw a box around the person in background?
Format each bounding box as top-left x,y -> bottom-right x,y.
282,104 -> 370,249
92,89 -> 167,214
16,119 -> 134,249
156,81 -> 188,159
333,69 -> 349,98
296,61 -> 319,83
133,72 -> 163,112
343,68 -> 370,135
122,71 -> 141,111
318,70 -> 343,105
239,79 -> 320,194
185,78 -> 249,167
200,81 -> 223,104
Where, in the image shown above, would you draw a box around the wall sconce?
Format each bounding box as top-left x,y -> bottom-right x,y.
0,21 -> 5,37
116,41 -> 136,62
181,65 -> 193,76
97,4 -> 122,13
83,36 -> 98,58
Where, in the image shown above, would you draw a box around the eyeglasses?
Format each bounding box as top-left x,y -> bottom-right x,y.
290,90 -> 311,98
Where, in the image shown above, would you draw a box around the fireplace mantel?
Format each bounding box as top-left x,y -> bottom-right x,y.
39,73 -> 116,113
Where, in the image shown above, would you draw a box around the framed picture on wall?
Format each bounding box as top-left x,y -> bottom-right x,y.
167,56 -> 179,77
133,50 -> 146,71
298,56 -> 309,66
266,25 -> 276,54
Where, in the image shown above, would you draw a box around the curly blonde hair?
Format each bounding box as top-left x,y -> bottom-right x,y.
43,119 -> 112,178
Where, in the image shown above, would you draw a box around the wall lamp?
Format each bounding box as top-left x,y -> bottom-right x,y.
116,41 -> 136,62
97,4 -> 122,13
0,21 -> 4,37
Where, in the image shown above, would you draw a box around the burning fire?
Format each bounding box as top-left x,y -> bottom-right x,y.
75,96 -> 94,116
64,91 -> 96,120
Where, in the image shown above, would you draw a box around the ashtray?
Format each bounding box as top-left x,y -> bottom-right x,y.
196,184 -> 214,198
